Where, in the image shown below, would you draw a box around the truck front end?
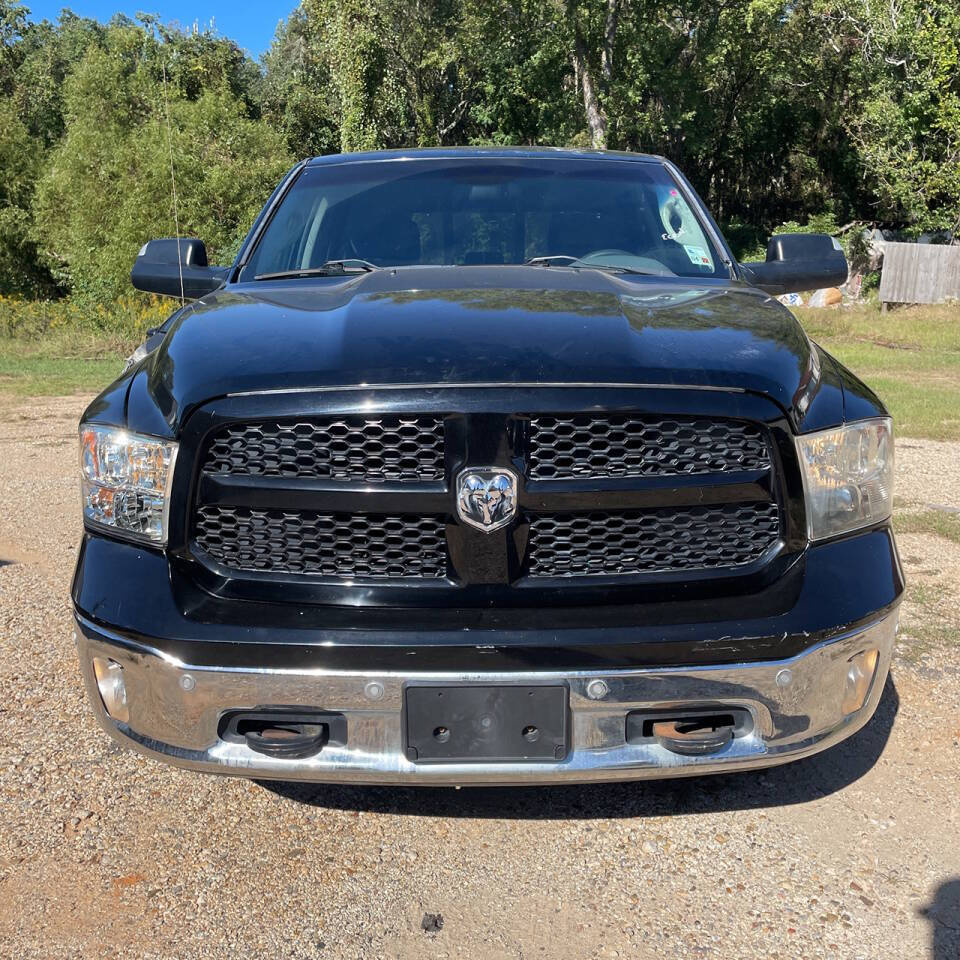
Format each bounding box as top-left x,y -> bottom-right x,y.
73,150 -> 901,784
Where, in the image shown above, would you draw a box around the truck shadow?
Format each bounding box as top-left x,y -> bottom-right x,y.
259,673 -> 899,820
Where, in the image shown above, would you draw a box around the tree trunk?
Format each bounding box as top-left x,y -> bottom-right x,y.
572,33 -> 607,148
567,0 -> 621,150
601,0 -> 621,82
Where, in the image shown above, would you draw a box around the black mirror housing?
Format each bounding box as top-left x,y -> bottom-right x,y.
739,233 -> 848,296
131,238 -> 229,299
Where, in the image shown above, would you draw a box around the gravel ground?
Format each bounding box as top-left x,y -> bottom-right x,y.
1,396 -> 958,960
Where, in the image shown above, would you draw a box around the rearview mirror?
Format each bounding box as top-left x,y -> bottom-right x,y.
131,238 -> 229,299
739,233 -> 848,296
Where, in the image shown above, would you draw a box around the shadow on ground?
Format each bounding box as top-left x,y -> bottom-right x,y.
919,877 -> 960,960
259,673 -> 900,820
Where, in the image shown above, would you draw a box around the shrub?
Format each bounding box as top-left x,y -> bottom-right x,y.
0,294 -> 174,346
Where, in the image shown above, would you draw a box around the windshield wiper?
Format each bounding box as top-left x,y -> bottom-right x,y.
254,259 -> 380,281
576,263 -> 663,276
525,255 -> 580,266
525,255 -> 662,276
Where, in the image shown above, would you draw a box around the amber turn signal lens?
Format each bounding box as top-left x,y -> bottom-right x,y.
841,648 -> 880,716
92,656 -> 129,724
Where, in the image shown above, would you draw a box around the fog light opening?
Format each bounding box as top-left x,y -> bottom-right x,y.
841,648 -> 880,716
92,656 -> 129,724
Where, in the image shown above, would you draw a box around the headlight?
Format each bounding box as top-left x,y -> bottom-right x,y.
79,425 -> 178,544
796,418 -> 893,541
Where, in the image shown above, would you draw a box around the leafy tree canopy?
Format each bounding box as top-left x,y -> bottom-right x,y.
0,0 -> 956,301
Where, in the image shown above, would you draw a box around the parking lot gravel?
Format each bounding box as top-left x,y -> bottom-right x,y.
1,396 -> 957,960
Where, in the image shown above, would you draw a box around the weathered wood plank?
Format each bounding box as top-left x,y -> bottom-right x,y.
880,242 -> 960,305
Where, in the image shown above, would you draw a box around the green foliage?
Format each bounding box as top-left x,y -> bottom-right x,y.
0,293 -> 171,396
0,0 -> 958,310
836,0 -> 960,233
3,7 -> 107,147
0,99 -> 53,297
455,1 -> 580,146
723,220 -> 769,263
773,212 -> 841,237
259,11 -> 339,156
28,21 -> 292,301
0,292 -> 171,341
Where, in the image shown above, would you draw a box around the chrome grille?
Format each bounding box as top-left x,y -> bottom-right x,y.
528,416 -> 770,479
194,506 -> 447,579
527,503 -> 781,578
201,416 -> 445,483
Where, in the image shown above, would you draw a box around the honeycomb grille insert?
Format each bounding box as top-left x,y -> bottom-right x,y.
528,416 -> 770,479
201,416 -> 445,483
194,506 -> 447,579
527,503 -> 781,577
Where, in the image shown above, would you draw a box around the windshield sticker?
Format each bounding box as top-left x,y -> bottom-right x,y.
683,244 -> 713,268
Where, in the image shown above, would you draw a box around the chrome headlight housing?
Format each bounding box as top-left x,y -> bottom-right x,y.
796,418 -> 893,541
79,426 -> 178,545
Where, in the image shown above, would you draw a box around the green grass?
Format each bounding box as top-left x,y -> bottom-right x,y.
795,302 -> 960,440
897,621 -> 959,661
898,577 -> 960,660
893,508 -> 960,545
0,295 -> 167,398
0,335 -> 127,397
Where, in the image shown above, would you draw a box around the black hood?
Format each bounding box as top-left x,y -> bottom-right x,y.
113,266 -> 839,435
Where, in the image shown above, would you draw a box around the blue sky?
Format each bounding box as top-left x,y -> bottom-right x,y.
22,1 -> 289,58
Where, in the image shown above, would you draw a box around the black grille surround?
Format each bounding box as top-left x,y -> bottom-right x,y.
202,415 -> 445,483
187,404 -> 787,595
527,503 -> 782,578
528,415 -> 770,479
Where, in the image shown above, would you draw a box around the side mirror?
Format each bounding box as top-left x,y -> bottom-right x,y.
131,238 -> 229,299
739,233 -> 848,296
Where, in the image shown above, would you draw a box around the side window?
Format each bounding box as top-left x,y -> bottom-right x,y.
245,193 -> 325,276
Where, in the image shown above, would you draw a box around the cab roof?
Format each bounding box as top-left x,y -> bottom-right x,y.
306,147 -> 664,166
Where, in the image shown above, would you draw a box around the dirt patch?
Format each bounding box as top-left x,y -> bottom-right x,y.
897,437 -> 960,508
855,335 -> 921,351
0,540 -> 45,566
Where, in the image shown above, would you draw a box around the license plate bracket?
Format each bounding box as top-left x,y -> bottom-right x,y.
404,684 -> 569,763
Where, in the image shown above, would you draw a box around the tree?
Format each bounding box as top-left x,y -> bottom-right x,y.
0,99 -> 54,296
3,0 -> 959,305
281,0 -> 477,151
456,0 -> 579,146
259,9 -> 340,157
821,0 -> 960,233
32,21 -> 292,301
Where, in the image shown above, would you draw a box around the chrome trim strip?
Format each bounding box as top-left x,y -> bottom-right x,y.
225,381 -> 748,399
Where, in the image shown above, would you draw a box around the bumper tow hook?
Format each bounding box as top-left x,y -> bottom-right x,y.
244,723 -> 329,760
652,718 -> 735,757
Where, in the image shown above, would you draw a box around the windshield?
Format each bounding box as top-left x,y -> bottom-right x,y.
239,158 -> 728,281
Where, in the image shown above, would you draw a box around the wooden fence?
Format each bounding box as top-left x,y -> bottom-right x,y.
879,241 -> 960,307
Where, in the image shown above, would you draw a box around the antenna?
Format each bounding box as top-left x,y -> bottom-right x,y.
161,62 -> 185,304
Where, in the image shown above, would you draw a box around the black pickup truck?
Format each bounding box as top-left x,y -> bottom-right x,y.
73,148 -> 901,784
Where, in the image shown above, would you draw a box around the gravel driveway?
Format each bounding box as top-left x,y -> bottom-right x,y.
1,396 -> 957,960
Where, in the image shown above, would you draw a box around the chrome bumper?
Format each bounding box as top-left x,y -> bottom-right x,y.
74,614 -> 896,785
